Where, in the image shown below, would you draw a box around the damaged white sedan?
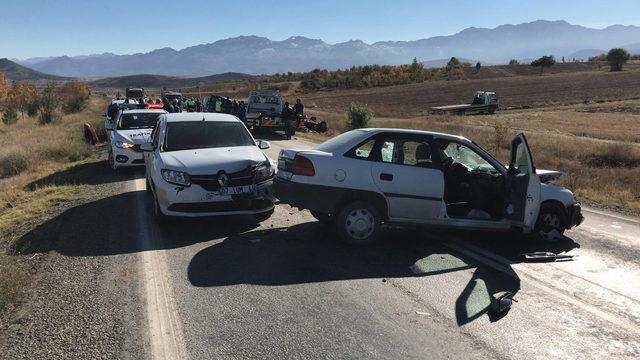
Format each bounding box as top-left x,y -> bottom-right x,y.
141,113 -> 275,220
275,128 -> 583,244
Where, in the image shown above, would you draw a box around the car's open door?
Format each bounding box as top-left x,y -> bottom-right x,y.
506,133 -> 541,231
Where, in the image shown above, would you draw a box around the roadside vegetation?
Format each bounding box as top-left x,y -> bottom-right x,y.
0,74 -> 104,318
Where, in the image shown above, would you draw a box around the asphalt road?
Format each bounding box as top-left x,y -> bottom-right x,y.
10,136 -> 635,359
107,136 -> 637,359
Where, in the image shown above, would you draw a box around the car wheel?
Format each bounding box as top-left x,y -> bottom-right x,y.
336,201 -> 381,245
534,203 -> 566,242
153,194 -> 167,222
310,211 -> 333,224
108,151 -> 118,171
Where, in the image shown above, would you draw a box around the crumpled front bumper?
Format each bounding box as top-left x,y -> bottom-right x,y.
567,203 -> 584,228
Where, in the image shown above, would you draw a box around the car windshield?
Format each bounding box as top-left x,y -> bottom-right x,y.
117,113 -> 161,130
316,129 -> 368,153
163,121 -> 254,152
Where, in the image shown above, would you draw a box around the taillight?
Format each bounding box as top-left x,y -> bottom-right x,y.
292,155 -> 315,176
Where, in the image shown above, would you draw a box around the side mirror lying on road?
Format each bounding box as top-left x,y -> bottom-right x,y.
140,142 -> 155,152
257,140 -> 270,150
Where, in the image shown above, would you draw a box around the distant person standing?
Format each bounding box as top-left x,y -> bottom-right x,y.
232,100 -> 239,116
238,101 -> 247,123
282,101 -> 295,139
293,98 -> 305,128
215,98 -> 223,113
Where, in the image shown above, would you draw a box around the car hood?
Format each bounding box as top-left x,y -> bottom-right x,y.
115,129 -> 153,144
160,146 -> 267,174
537,169 -> 565,183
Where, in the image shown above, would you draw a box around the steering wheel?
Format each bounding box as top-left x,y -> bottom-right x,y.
450,162 -> 469,178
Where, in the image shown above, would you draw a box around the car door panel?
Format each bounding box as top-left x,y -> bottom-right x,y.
507,133 -> 541,230
370,137 -> 444,221
372,162 -> 444,220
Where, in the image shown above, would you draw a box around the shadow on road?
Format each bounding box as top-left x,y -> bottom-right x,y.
26,159 -> 144,190
184,223 -> 583,326
13,190 -> 258,257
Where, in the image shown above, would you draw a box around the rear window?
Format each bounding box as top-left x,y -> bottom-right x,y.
249,96 -> 281,105
316,130 -> 368,153
163,121 -> 254,152
117,113 -> 161,130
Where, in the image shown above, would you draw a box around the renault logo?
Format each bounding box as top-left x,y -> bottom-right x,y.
217,172 -> 229,187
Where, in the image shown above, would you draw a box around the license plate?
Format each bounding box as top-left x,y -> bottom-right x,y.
211,185 -> 254,197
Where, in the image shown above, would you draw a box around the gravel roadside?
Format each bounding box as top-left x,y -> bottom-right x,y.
0,160 -> 148,360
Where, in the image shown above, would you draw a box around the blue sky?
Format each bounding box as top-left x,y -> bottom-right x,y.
2,0 -> 640,59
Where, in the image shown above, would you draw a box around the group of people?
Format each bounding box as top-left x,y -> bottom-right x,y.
282,98 -> 305,127
161,97 -> 202,113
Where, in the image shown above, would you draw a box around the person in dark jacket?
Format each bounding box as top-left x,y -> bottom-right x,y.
282,102 -> 295,139
238,101 -> 247,123
293,98 -> 304,117
162,97 -> 174,113
232,100 -> 239,116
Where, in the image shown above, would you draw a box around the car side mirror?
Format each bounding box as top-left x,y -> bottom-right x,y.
140,142 -> 155,152
105,122 -> 114,131
257,140 -> 270,150
102,113 -> 107,117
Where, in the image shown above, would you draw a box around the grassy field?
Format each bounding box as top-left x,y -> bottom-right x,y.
0,97 -> 107,319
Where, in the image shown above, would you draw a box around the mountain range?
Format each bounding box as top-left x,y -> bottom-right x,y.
16,20 -> 640,78
0,58 -> 69,81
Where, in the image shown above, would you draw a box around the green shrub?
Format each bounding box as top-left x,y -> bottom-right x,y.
0,149 -> 29,178
38,81 -> 60,124
347,102 -> 372,129
2,106 -> 19,125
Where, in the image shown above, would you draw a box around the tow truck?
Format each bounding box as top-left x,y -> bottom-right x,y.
431,91 -> 498,115
245,90 -> 295,139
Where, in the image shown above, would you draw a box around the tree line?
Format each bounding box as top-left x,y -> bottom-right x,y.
0,75 -> 90,125
263,57 -> 473,92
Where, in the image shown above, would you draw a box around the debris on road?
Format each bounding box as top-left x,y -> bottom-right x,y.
490,291 -> 515,313
522,252 -> 578,262
416,311 -> 431,316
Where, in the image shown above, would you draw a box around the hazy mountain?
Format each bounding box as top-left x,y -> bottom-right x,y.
0,58 -> 69,81
89,72 -> 253,88
19,20 -> 640,77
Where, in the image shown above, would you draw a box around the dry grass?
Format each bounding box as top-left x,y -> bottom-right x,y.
0,97 -> 106,317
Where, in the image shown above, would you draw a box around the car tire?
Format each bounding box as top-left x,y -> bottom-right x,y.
310,211 -> 333,224
534,202 -> 566,242
153,194 -> 168,222
108,151 -> 118,171
335,201 -> 381,245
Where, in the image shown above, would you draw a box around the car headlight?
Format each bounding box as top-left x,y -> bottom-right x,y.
161,169 -> 191,186
115,140 -> 135,149
254,162 -> 275,182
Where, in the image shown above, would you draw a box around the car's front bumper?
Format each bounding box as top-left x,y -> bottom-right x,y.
567,203 -> 584,228
112,146 -> 145,167
155,177 -> 275,217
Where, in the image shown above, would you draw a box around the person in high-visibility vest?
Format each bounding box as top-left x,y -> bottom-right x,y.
215,98 -> 222,113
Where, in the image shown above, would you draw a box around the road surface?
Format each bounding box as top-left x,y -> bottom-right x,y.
5,137 -> 639,359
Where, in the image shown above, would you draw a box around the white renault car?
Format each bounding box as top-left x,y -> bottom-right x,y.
105,107 -> 166,170
275,128 -> 583,244
141,113 -> 275,220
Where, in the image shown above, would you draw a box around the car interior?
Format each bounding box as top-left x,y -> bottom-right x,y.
432,139 -> 506,221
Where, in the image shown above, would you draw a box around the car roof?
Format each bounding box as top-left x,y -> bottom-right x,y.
121,109 -> 167,114
361,128 -> 470,142
163,112 -> 241,123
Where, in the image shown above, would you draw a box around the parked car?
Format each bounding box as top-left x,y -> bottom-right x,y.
141,112 -> 275,220
105,107 -> 167,170
275,128 -> 583,244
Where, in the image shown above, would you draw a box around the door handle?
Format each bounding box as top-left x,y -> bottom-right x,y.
380,173 -> 393,181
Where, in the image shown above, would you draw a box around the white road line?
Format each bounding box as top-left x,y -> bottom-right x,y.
134,178 -> 188,360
